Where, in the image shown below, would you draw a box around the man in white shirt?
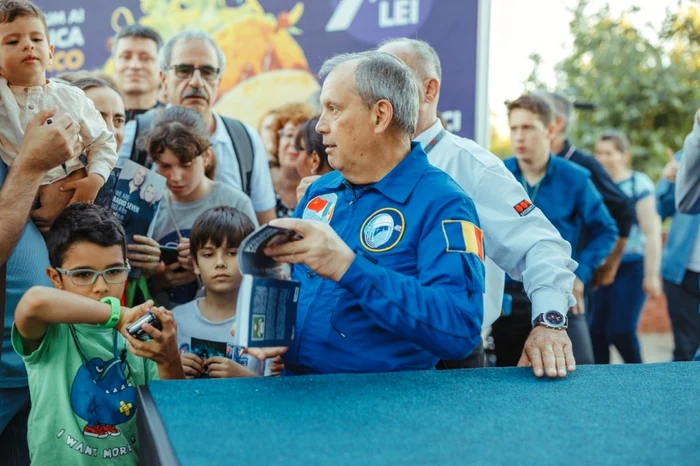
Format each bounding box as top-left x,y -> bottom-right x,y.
118,30 -> 276,225
377,39 -> 578,378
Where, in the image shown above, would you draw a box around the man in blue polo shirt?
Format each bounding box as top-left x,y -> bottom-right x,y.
263,51 -> 485,374
493,94 -> 618,367
0,109 -> 79,464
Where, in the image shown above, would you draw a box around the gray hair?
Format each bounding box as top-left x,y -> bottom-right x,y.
111,23 -> 162,57
158,29 -> 226,76
377,37 -> 442,81
535,90 -> 572,132
319,51 -> 418,137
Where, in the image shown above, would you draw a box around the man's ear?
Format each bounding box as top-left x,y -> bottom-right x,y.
46,267 -> 63,289
423,78 -> 440,105
374,99 -> 394,134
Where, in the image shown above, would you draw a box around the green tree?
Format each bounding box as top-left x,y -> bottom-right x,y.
533,0 -> 700,179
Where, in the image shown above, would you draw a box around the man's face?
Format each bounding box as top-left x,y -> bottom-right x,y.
48,243 -> 126,301
133,167 -> 147,186
113,36 -> 160,97
315,62 -> 374,177
509,108 -> 551,164
0,16 -> 53,86
162,39 -> 221,118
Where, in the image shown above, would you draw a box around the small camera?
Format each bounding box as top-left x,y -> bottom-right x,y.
126,312 -> 163,340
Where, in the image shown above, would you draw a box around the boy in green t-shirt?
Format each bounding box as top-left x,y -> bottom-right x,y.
12,203 -> 184,465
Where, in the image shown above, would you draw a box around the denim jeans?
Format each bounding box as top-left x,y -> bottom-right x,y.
664,271 -> 700,362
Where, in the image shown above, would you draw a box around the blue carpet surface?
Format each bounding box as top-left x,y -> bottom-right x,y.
147,363 -> 700,466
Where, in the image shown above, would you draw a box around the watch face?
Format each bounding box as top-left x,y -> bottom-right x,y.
545,311 -> 565,326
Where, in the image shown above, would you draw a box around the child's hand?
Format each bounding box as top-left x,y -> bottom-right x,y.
181,353 -> 205,379
204,356 -> 257,378
61,173 -> 104,204
176,238 -> 194,271
115,300 -> 155,336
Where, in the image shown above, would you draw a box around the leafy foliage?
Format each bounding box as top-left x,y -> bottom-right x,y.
530,0 -> 700,179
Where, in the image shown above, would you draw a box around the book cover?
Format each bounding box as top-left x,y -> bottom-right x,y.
235,225 -> 300,348
95,159 -> 166,277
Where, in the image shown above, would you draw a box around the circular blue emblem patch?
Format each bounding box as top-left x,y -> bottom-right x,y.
360,208 -> 405,252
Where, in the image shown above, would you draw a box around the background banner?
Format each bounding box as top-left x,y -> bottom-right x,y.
34,0 -> 486,138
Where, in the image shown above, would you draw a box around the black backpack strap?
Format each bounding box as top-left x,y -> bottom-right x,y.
130,109 -> 160,168
0,261 -> 6,362
221,117 -> 254,197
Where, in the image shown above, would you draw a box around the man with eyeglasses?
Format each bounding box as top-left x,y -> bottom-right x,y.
118,30 -> 277,225
111,24 -> 164,122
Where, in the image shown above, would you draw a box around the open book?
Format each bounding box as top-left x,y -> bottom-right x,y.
234,225 -> 300,348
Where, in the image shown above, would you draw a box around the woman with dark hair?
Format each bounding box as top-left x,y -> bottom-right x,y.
294,116 -> 334,178
147,106 -> 258,309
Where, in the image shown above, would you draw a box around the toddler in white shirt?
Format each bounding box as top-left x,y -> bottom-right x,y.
0,1 -> 116,225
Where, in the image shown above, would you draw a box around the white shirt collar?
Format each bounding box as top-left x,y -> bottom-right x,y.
209,112 -> 229,144
415,118 -> 444,148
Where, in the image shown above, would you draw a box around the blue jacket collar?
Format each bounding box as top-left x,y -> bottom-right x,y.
313,142 -> 429,203
508,153 -> 555,181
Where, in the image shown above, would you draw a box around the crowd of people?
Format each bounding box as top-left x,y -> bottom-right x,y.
0,0 -> 699,464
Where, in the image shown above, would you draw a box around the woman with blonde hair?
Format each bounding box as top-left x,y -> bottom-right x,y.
268,102 -> 314,217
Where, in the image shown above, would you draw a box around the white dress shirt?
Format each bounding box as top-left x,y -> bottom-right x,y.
416,119 -> 577,327
0,78 -> 116,184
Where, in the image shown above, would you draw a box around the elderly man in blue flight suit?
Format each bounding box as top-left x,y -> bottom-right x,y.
493,94 -> 619,367
261,51 -> 486,374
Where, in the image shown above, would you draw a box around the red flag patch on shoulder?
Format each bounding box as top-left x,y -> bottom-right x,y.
514,199 -> 535,217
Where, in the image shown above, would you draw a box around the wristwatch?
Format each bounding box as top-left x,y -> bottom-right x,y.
532,310 -> 568,330
99,296 -> 121,328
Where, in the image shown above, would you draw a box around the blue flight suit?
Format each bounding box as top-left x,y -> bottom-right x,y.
284,143 -> 485,374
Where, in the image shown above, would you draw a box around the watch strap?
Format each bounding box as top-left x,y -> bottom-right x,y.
99,296 -> 121,328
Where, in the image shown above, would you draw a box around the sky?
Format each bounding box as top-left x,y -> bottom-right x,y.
487,0 -> 677,129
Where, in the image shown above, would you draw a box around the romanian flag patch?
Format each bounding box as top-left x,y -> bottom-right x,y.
441,220 -> 484,261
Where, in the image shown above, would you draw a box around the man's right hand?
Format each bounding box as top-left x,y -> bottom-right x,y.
14,108 -> 81,176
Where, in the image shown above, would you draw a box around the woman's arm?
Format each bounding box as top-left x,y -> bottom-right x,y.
636,196 -> 663,297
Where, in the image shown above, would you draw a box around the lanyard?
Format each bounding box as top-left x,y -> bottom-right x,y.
423,129 -> 448,155
521,177 -> 543,204
562,145 -> 576,161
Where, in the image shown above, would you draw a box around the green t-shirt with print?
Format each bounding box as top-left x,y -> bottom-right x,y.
12,322 -> 159,465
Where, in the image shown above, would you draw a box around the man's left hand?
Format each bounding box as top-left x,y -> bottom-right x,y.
517,325 -> 575,378
263,218 -> 355,282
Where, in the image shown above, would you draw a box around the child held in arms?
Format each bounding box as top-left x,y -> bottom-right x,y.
0,1 -> 117,231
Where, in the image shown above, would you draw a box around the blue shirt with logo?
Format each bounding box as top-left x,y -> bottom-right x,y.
503,155 -> 618,284
284,142 -> 485,375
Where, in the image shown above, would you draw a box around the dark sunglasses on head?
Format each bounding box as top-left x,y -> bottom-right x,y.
168,64 -> 220,81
